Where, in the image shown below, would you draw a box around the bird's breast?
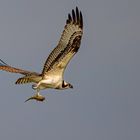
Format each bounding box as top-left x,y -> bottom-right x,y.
39,75 -> 62,89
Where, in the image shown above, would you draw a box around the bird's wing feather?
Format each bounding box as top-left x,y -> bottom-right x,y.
15,74 -> 42,84
42,7 -> 83,78
0,59 -> 39,76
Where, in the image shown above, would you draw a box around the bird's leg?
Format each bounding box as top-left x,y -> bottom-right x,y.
32,83 -> 38,90
25,89 -> 45,102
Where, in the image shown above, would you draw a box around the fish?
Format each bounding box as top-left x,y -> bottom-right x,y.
25,93 -> 45,102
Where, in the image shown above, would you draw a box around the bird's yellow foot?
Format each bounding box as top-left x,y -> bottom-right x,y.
25,94 -> 45,102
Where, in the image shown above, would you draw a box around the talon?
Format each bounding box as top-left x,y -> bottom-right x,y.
25,94 -> 45,102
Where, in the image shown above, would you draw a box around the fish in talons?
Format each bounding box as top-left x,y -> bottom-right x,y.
25,93 -> 45,102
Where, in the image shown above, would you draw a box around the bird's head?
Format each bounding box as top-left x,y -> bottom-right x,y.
62,80 -> 73,89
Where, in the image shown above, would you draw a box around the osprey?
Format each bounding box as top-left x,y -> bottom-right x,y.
0,7 -> 83,102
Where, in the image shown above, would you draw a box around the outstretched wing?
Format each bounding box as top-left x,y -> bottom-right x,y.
42,7 -> 83,78
0,59 -> 41,84
0,59 -> 39,76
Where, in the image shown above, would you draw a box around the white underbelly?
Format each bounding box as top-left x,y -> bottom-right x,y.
38,76 -> 62,90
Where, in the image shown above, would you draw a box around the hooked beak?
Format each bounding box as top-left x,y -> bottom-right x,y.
69,84 -> 73,89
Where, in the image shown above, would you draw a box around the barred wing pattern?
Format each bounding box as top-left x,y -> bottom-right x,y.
42,7 -> 83,77
0,59 -> 33,75
15,74 -> 42,84
0,59 -> 41,84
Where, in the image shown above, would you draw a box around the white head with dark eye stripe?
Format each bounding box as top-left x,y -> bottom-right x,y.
62,80 -> 73,89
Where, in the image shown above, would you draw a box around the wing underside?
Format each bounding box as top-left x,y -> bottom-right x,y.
42,7 -> 83,78
0,59 -> 32,75
0,59 -> 41,84
15,74 -> 42,84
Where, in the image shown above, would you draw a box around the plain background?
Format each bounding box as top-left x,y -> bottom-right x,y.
0,0 -> 140,140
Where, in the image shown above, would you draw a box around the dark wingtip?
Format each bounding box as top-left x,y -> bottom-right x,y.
67,13 -> 72,24
76,7 -> 80,23
70,7 -> 83,29
72,9 -> 76,22
80,11 -> 83,29
68,14 -> 72,20
0,59 -> 8,66
66,7 -> 83,29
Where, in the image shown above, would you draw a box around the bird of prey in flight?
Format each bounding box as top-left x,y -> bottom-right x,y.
0,7 -> 83,102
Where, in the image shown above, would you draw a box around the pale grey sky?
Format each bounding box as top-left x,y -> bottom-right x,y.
0,0 -> 140,140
